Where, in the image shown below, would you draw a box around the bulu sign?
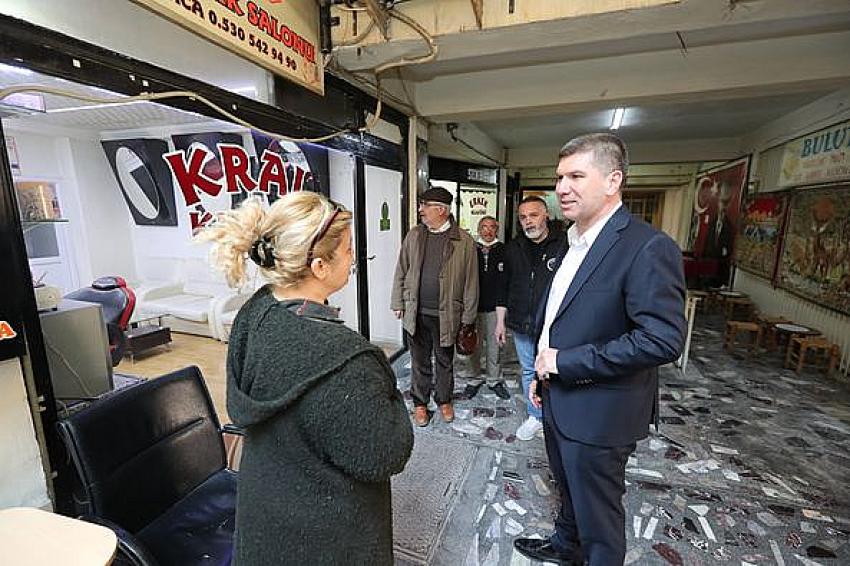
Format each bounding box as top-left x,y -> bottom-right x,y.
779,120 -> 850,187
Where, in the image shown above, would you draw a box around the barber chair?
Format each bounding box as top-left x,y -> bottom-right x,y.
65,276 -> 136,366
57,366 -> 241,566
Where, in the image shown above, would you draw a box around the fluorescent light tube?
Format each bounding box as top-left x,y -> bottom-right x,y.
610,107 -> 625,130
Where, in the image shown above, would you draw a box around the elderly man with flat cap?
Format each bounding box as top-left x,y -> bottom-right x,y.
392,186 -> 478,427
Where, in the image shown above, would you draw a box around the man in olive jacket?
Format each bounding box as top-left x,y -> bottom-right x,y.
392,186 -> 478,427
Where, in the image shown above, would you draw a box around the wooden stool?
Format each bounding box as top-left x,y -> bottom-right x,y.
785,336 -> 839,375
774,323 -> 820,358
724,297 -> 754,320
757,315 -> 791,351
724,321 -> 762,355
705,288 -> 723,313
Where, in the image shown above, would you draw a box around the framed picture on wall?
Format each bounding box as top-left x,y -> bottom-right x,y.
777,184 -> 850,316
735,191 -> 790,282
686,156 -> 750,285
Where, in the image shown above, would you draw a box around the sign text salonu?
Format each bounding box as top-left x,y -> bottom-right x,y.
132,0 -> 323,94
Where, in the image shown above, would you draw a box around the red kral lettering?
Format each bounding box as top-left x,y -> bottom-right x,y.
219,144 -> 257,193
257,150 -> 288,196
190,209 -> 214,232
289,163 -> 305,192
216,0 -> 245,16
164,148 -> 223,206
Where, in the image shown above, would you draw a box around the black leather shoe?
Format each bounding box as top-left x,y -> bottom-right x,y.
489,382 -> 511,400
463,382 -> 483,399
513,538 -> 580,565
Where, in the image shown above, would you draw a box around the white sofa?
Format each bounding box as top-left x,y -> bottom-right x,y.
212,293 -> 252,342
135,258 -> 249,340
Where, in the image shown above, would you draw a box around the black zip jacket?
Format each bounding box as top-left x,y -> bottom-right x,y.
477,241 -> 507,312
498,228 -> 568,335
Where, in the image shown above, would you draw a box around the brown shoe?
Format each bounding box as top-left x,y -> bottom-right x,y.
413,406 -> 430,427
439,403 -> 455,423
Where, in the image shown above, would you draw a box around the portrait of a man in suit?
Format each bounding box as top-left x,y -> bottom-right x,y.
512,133 -> 687,566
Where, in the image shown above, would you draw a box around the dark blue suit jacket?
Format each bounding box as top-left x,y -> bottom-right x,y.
537,206 -> 686,447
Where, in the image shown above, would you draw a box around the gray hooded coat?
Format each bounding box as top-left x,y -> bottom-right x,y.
226,286 -> 413,565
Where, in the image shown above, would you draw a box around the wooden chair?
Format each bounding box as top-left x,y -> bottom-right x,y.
785,336 -> 840,375
724,320 -> 762,356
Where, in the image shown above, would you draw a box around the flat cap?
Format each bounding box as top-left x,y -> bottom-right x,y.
419,186 -> 453,205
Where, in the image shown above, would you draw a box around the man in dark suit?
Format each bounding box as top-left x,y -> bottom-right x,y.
513,133 -> 686,565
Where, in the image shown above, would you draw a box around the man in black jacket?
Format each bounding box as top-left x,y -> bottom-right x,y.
495,196 -> 567,440
464,215 -> 510,400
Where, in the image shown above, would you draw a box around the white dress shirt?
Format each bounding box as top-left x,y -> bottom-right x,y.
537,203 -> 623,369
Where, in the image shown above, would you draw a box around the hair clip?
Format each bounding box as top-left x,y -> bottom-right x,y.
249,236 -> 276,268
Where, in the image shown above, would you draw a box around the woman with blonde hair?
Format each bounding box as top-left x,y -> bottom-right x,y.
198,191 -> 413,565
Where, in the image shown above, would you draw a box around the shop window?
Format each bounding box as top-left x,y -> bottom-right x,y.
17,181 -> 62,259
623,191 -> 664,228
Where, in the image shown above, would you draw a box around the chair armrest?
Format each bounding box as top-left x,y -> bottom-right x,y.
211,293 -> 251,340
222,423 -> 245,471
222,423 -> 245,436
78,515 -> 160,566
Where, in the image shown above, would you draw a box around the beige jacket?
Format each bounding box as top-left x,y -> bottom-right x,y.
391,221 -> 479,347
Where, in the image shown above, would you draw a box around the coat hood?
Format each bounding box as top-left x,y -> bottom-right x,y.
226,286 -> 377,428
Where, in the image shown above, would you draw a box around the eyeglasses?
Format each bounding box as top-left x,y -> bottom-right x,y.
306,206 -> 342,266
418,201 -> 446,209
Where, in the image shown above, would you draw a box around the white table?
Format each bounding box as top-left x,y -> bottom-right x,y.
0,507 -> 117,565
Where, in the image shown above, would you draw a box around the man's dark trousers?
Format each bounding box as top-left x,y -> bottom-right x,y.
543,391 -> 635,564
409,314 -> 454,406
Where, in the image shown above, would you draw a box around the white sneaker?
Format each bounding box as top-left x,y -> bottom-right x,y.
515,416 -> 543,441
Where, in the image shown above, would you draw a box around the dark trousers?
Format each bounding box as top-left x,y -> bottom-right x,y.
408,314 -> 455,406
543,394 -> 635,566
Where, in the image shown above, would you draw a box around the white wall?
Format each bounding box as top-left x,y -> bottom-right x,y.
0,358 -> 50,509
64,138 -> 137,283
6,126 -> 138,289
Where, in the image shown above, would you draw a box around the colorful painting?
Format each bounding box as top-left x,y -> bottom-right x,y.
778,185 -> 850,315
686,157 -> 749,285
735,192 -> 789,281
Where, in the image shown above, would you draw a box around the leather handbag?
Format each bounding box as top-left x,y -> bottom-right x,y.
456,323 -> 478,356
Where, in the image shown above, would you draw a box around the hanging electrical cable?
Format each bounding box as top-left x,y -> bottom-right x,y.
0,83 -> 370,144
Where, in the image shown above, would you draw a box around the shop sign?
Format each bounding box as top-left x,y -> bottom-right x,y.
466,168 -> 497,185
459,189 -> 497,232
779,120 -> 850,187
131,0 -> 324,95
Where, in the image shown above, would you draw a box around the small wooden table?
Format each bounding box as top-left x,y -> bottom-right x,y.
0,507 -> 117,565
774,323 -> 820,358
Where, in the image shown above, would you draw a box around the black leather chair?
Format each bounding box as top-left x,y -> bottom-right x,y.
57,366 -> 239,566
65,276 -> 136,366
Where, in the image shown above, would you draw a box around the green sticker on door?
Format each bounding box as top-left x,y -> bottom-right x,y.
380,201 -> 390,231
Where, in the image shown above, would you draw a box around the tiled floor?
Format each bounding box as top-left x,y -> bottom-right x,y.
390,314 -> 850,565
